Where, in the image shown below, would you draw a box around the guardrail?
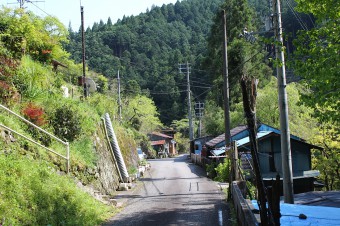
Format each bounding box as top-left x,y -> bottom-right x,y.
0,104 -> 70,173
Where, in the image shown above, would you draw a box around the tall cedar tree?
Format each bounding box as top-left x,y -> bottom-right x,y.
202,0 -> 272,110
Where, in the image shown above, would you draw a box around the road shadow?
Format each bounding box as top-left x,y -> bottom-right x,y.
103,203 -> 231,226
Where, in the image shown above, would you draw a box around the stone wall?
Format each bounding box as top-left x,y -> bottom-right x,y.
93,123 -> 121,195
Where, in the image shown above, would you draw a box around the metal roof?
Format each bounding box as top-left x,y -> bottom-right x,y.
205,124 -> 321,149
151,132 -> 173,139
294,191 -> 340,208
236,131 -> 272,147
151,140 -> 166,146
262,170 -> 320,180
205,125 -> 247,147
251,196 -> 340,225
236,130 -> 322,150
211,147 -> 227,156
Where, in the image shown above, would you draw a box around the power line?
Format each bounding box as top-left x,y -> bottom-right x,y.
283,0 -> 308,30
28,1 -> 52,17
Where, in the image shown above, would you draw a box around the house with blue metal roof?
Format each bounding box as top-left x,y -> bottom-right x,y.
206,123 -> 322,194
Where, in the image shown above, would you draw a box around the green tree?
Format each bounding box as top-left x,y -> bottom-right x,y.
0,7 -> 68,62
124,95 -> 163,134
203,0 -> 272,109
292,0 -> 340,125
257,77 -> 318,140
312,123 -> 340,190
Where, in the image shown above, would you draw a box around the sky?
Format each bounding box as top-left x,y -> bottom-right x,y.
2,0 -> 179,30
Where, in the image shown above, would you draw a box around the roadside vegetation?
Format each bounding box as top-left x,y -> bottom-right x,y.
0,153 -> 116,225
0,6 -> 162,224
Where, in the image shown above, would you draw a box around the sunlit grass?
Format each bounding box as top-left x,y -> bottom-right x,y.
0,153 -> 117,225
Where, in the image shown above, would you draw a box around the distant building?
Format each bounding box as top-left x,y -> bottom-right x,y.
149,132 -> 176,157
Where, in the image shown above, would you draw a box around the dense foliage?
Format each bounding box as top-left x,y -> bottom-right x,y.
293,0 -> 340,125
65,0 -> 224,125
292,0 -> 340,190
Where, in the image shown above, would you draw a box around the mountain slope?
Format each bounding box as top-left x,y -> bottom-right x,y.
66,0 -> 224,125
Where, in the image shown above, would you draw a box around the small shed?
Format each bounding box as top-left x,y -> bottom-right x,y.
149,132 -> 176,157
237,130 -> 322,194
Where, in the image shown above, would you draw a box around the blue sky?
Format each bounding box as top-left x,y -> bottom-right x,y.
2,0 -> 179,30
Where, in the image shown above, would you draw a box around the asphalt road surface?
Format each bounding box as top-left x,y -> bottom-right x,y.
104,154 -> 231,226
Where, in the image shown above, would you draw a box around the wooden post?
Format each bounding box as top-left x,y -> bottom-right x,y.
234,141 -> 240,181
273,174 -> 281,225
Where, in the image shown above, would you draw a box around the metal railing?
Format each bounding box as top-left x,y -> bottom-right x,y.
0,104 -> 70,173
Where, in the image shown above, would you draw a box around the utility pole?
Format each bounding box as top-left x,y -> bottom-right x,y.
179,63 -> 194,141
195,102 -> 204,137
19,0 -> 25,8
222,10 -> 231,148
272,0 -> 294,204
8,0 -> 45,9
80,5 -> 87,98
117,70 -> 122,123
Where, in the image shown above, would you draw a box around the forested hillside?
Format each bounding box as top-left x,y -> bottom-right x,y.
66,0 -> 224,125
66,0 -> 316,126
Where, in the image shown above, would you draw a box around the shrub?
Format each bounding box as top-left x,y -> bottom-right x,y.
0,55 -> 20,104
50,105 -> 81,142
96,74 -> 108,93
215,158 -> 230,182
206,162 -> 217,179
22,102 -> 46,126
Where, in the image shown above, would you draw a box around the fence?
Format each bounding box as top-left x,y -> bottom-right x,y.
231,181 -> 260,226
0,104 -> 70,173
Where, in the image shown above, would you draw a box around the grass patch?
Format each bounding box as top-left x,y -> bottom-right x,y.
0,153 -> 116,226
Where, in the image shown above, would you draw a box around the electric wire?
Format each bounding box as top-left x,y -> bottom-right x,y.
283,0 -> 308,30
27,1 -> 53,18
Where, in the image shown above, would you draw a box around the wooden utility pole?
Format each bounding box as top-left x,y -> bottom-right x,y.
222,10 -> 231,148
272,0 -> 294,204
233,141 -> 240,181
117,70 -> 122,123
80,6 -> 87,98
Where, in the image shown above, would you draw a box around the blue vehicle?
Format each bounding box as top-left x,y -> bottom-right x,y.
137,148 -> 146,160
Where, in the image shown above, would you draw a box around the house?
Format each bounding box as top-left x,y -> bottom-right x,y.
205,125 -> 248,150
205,124 -> 321,194
149,132 -> 176,157
189,136 -> 214,155
236,130 -> 321,194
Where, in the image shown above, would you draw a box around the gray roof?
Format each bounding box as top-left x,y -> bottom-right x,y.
293,191 -> 340,208
205,125 -> 247,147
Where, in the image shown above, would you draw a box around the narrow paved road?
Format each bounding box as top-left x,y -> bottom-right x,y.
104,155 -> 231,226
